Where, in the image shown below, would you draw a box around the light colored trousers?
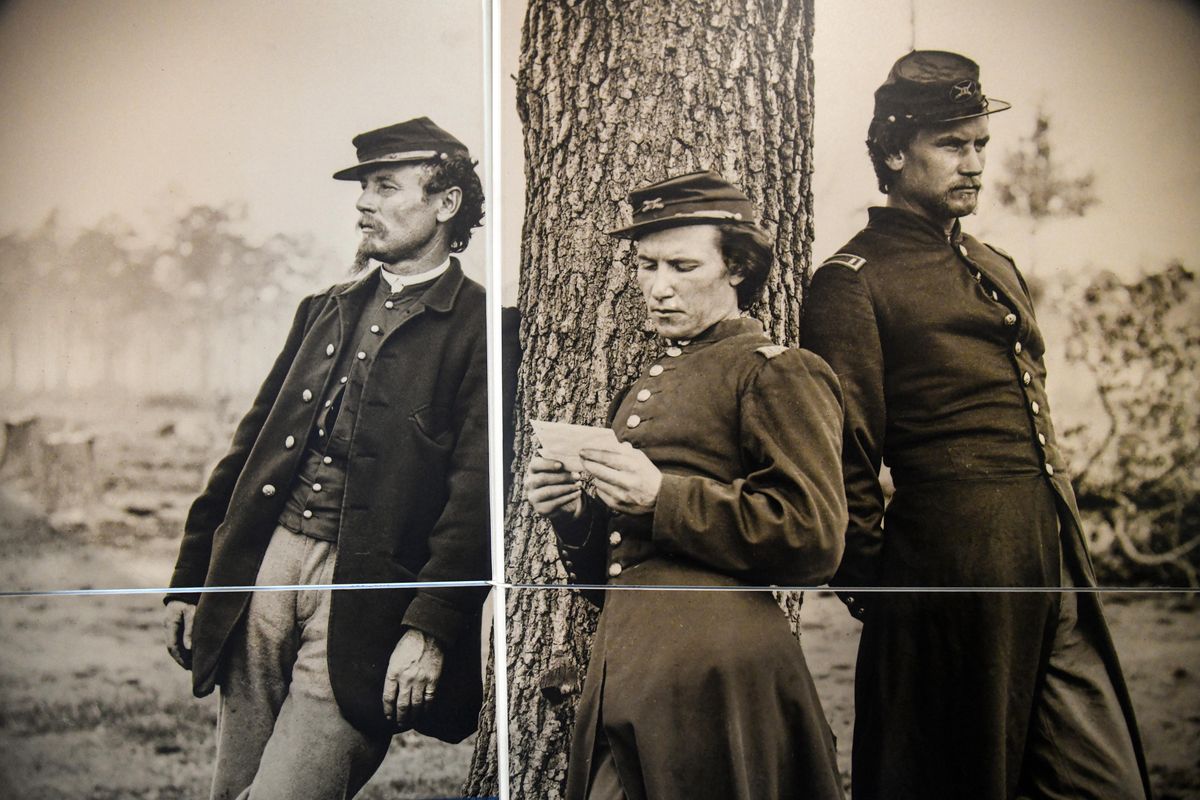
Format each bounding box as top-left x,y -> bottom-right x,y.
209,526 -> 391,800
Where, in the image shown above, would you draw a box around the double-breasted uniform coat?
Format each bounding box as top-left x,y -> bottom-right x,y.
168,260 -> 489,741
553,317 -> 848,800
802,207 -> 1152,800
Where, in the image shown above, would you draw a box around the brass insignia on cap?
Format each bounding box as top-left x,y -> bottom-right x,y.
756,344 -> 789,360
822,253 -> 868,271
639,197 -> 665,212
951,79 -> 977,101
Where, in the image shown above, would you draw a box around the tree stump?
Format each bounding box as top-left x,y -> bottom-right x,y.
0,414 -> 45,479
40,431 -> 100,516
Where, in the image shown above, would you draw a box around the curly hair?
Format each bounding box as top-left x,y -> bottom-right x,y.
716,222 -> 774,310
866,118 -> 919,194
419,155 -> 485,253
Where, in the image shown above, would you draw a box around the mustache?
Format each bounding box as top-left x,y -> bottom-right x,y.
358,215 -> 386,232
951,181 -> 982,191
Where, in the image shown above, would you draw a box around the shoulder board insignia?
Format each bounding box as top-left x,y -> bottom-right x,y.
985,242 -> 1015,263
755,344 -> 789,360
821,252 -> 867,271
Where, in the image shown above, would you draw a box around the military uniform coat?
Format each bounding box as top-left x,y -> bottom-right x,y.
802,207 -> 1151,799
168,260 -> 489,741
554,318 -> 848,800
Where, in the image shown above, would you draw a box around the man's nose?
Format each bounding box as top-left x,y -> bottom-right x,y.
961,147 -> 984,175
650,270 -> 675,299
356,189 -> 376,213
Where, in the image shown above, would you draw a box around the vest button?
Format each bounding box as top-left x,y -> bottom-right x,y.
261,484 -> 276,497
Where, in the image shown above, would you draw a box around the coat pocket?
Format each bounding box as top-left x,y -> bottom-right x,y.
410,403 -> 455,447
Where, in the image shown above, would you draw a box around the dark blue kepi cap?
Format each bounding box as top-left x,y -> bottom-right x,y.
332,117 -> 470,181
874,50 -> 1011,125
606,171 -> 757,239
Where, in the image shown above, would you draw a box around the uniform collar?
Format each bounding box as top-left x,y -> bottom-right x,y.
867,205 -> 965,245
378,257 -> 451,292
670,316 -> 762,346
333,257 -> 465,313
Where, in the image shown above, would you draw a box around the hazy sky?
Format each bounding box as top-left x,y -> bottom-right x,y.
2,0 -> 1196,302
500,0 -> 1200,301
0,0 -> 488,283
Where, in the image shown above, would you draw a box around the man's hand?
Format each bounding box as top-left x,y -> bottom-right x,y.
382,629 -> 445,730
580,443 -> 661,515
164,600 -> 196,670
525,456 -> 584,521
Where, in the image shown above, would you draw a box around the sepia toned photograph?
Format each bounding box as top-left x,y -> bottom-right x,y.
1,1 -> 498,798
496,0 -> 1198,798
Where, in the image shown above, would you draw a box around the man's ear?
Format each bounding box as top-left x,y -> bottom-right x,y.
435,186 -> 463,223
884,150 -> 905,173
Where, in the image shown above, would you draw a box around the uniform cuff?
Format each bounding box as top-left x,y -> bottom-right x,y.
402,591 -> 468,648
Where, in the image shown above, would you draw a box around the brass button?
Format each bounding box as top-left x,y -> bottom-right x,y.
370,324 -> 381,334
626,415 -> 641,429
1014,342 -> 1023,355
1031,401 -> 1040,415
608,563 -> 622,577
340,376 -> 348,384
357,351 -> 367,360
302,389 -> 313,402
1046,464 -> 1055,476
636,389 -> 652,402
325,343 -> 335,356
302,509 -> 313,519
1038,432 -> 1047,445
609,531 -> 622,546
318,428 -> 325,437
312,483 -> 322,492
1004,313 -> 1017,326
666,346 -> 682,357
284,435 -> 296,449
973,271 -> 982,282
261,484 -> 276,497
648,364 -> 664,377
959,244 -> 969,257
1023,372 -> 1032,385
385,300 -> 395,309
323,456 -> 332,465
324,399 -> 332,408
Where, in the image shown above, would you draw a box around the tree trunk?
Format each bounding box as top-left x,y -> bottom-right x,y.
469,1 -> 817,796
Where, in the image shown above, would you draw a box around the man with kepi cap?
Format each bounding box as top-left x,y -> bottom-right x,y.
528,171 -> 847,799
163,117 -> 490,799
803,51 -> 1152,799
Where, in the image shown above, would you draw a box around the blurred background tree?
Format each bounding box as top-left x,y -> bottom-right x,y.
1060,263 -> 1200,586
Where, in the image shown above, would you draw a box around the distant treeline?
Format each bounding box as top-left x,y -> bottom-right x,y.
0,205 -> 338,398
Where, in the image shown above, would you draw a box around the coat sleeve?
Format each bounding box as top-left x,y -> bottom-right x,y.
401,309 -> 491,646
650,349 -> 848,586
550,493 -> 612,598
166,294 -> 317,603
802,265 -> 887,614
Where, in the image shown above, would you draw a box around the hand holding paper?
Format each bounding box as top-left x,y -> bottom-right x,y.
531,420 -> 623,472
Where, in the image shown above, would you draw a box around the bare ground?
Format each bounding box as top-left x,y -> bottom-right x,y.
1,399 -> 1197,798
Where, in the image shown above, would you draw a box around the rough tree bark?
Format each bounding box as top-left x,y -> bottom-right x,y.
467,1 -> 816,795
